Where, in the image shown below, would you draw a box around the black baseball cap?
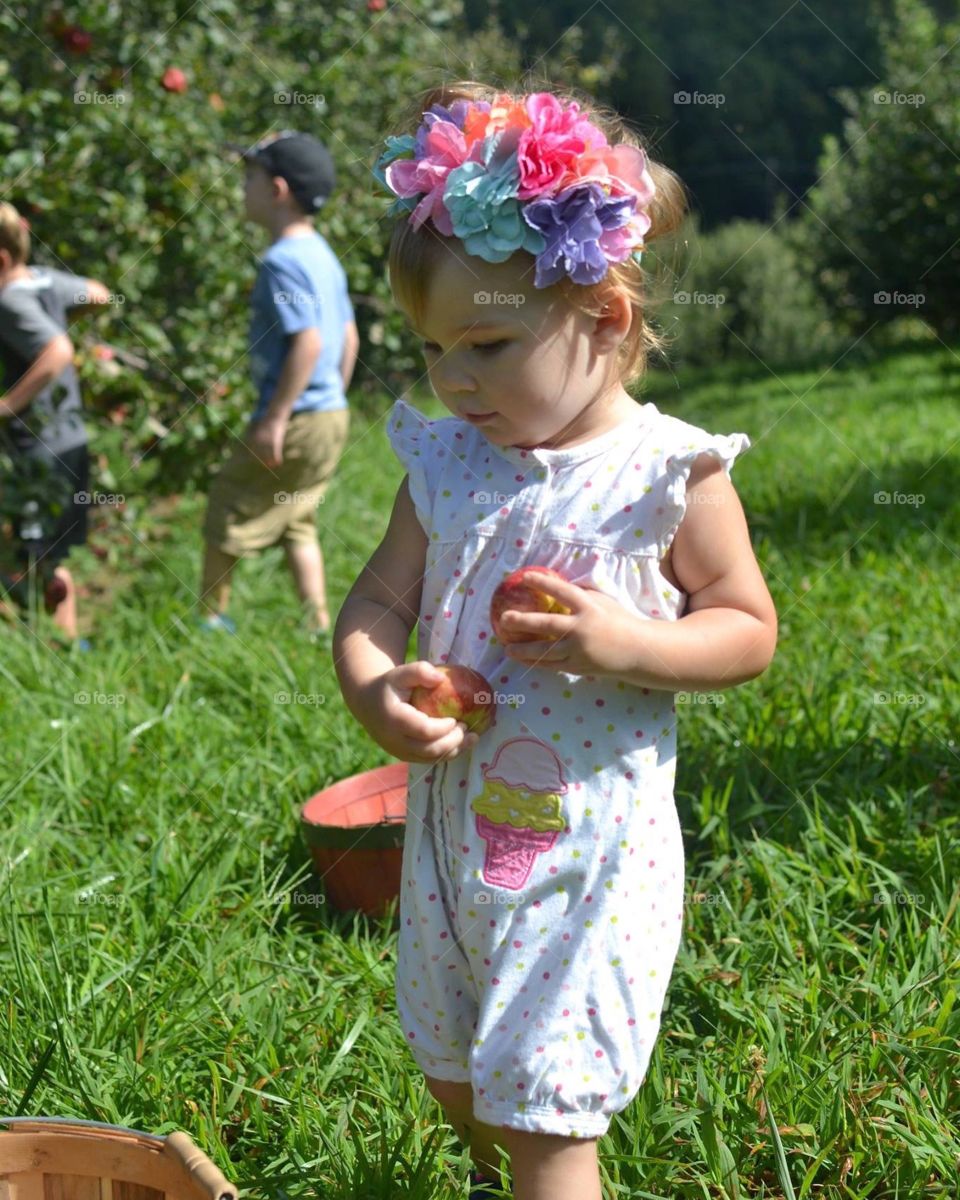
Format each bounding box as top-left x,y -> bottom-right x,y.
229,130 -> 337,213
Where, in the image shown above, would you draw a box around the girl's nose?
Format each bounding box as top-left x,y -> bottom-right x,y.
431,363 -> 476,394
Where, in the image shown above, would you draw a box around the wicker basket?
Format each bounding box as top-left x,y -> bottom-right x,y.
0,1118 -> 237,1200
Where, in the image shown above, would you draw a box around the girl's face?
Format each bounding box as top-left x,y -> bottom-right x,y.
406,248 -> 630,451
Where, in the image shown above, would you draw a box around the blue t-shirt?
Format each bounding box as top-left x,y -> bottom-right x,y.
248,231 -> 354,422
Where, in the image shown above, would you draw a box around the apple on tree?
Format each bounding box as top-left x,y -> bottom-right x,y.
490,566 -> 573,644
409,664 -> 496,735
161,67 -> 188,94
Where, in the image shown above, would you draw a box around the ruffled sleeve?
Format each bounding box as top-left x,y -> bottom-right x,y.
385,398 -> 435,533
656,422 -> 751,557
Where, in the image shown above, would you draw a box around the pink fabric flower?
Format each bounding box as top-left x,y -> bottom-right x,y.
517,94 -> 607,200
386,119 -> 475,236
564,144 -> 656,208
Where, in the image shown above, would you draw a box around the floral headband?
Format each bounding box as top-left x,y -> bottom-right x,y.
373,92 -> 656,288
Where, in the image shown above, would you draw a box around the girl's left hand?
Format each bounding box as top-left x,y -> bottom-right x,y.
498,571 -> 646,677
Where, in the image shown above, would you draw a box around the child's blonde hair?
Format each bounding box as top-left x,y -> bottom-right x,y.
0,201 -> 30,265
385,79 -> 688,388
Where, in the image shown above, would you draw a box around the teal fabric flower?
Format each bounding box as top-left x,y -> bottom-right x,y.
445,150 -> 545,263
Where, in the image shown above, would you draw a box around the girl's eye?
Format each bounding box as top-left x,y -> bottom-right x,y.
421,341 -> 441,355
473,340 -> 508,354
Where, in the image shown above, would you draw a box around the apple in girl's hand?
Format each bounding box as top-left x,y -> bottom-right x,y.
409,665 -> 496,735
490,566 -> 573,643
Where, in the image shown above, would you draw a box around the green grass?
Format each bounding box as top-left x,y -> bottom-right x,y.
2,340 -> 958,1199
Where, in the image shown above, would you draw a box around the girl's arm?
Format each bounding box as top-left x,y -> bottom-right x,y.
333,477 -> 481,762
500,455 -> 778,692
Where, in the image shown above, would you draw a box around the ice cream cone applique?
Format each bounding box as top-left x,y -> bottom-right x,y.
470,737 -> 568,890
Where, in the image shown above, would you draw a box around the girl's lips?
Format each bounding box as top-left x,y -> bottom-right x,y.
463,411 -> 497,424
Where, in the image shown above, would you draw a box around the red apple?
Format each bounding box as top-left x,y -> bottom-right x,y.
61,26 -> 92,53
490,566 -> 573,643
409,665 -> 496,735
161,67 -> 188,94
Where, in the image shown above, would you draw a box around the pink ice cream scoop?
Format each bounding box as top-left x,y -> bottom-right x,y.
470,737 -> 568,890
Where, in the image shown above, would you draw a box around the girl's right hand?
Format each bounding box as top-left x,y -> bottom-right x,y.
357,661 -> 481,764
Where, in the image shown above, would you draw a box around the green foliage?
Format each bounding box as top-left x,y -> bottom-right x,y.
796,0 -> 960,338
653,215 -> 844,370
464,0 -> 891,226
0,1 -> 520,488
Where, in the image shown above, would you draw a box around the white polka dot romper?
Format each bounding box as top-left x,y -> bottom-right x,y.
386,396 -> 749,1138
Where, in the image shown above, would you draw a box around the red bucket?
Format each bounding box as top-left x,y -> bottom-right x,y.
300,762 -> 408,917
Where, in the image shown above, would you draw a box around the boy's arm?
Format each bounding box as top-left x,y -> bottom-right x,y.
0,333 -> 74,419
66,278 -> 111,324
248,327 -> 322,467
340,320 -> 359,391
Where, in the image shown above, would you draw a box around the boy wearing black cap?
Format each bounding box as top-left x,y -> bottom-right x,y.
200,131 -> 359,638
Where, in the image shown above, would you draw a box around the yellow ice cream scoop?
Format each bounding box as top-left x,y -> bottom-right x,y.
470,781 -> 565,833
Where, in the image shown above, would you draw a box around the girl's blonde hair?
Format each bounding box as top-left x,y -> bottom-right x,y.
0,201 -> 30,265
384,80 -> 688,388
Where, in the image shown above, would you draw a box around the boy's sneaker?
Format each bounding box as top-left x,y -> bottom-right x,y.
196,612 -> 237,634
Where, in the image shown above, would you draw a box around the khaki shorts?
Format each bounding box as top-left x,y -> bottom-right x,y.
203,407 -> 349,556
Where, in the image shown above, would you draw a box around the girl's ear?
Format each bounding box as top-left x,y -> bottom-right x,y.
591,287 -> 632,353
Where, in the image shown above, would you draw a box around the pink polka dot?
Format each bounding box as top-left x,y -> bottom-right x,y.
492,977 -> 500,985
595,1050 -> 604,1058
562,1009 -> 570,1017
543,971 -> 551,980
513,940 -> 523,948
549,866 -> 558,874
428,893 -> 437,901
628,1018 -> 636,1026
649,860 -> 656,867
542,707 -> 551,715
623,504 -> 632,512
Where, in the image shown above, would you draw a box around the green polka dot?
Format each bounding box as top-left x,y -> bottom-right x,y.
572,850 -> 581,859
552,732 -> 561,741
584,808 -> 593,816
442,489 -> 451,497
584,919 -> 593,928
633,528 -> 645,538
563,689 -> 573,699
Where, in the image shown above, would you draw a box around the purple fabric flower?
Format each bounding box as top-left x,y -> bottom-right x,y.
415,100 -> 489,156
522,184 -> 639,287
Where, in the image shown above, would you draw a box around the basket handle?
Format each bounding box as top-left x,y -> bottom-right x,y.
163,1131 -> 237,1200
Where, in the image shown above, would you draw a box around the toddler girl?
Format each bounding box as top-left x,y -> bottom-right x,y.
334,81 -> 777,1200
